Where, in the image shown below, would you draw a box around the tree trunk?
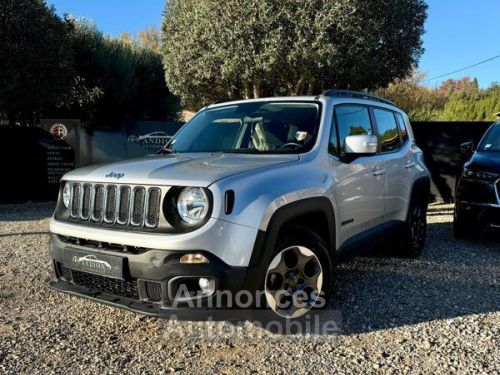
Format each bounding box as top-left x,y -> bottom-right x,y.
306,82 -> 314,96
293,77 -> 305,96
253,79 -> 261,98
244,82 -> 253,99
227,87 -> 238,100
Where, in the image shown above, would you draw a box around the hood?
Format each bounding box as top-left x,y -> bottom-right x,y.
466,152 -> 500,174
63,153 -> 299,186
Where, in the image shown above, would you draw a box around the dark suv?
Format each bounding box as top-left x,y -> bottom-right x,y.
454,121 -> 500,237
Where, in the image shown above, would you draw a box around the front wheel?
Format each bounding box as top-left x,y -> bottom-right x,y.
264,228 -> 333,319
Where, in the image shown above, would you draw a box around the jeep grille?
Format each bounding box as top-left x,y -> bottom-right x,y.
68,182 -> 162,228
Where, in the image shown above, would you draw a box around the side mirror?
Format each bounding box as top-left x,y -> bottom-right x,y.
460,141 -> 474,155
344,135 -> 378,155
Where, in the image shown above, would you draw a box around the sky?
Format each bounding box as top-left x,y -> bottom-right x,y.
47,0 -> 500,88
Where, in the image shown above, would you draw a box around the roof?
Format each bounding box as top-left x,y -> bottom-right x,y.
322,89 -> 396,106
206,90 -> 397,109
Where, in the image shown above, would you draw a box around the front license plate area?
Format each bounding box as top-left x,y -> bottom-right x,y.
63,247 -> 124,280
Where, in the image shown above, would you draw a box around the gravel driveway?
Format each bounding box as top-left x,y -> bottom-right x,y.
0,203 -> 498,374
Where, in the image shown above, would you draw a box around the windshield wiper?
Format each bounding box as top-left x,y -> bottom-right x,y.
157,146 -> 177,155
221,148 -> 263,154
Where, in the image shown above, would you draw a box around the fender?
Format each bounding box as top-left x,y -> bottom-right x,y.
248,197 -> 336,269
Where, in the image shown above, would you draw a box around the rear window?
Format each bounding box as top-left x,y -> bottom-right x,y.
373,108 -> 401,152
395,112 -> 409,143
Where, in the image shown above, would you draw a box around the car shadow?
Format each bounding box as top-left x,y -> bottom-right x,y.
0,202 -> 55,222
0,231 -> 49,238
329,220 -> 499,335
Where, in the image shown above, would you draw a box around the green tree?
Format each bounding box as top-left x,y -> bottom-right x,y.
59,21 -> 178,127
379,73 -> 500,121
162,0 -> 428,109
377,71 -> 448,121
137,27 -> 162,52
441,82 -> 500,121
0,0 -> 74,126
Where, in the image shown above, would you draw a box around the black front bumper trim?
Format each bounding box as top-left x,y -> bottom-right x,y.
49,278 -> 251,321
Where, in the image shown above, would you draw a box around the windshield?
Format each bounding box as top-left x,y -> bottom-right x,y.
478,123 -> 500,152
167,101 -> 321,154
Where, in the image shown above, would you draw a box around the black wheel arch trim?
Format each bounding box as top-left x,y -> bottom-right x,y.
409,176 -> 431,206
240,197 -> 336,297
248,197 -> 336,269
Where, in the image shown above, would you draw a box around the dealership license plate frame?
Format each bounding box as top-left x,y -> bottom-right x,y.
63,247 -> 125,280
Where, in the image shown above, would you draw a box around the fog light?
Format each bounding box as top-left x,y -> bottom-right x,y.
198,278 -> 215,295
180,253 -> 209,264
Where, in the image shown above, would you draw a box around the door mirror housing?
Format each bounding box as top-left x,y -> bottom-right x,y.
344,135 -> 378,155
460,141 -> 474,155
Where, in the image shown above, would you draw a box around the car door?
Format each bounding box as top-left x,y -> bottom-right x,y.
371,108 -> 411,223
328,104 -> 387,245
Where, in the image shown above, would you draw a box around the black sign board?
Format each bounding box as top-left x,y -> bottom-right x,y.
0,127 -> 75,203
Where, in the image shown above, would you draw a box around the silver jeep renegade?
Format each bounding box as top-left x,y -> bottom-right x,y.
49,90 -> 430,319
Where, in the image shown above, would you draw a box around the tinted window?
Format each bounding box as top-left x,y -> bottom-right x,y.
336,105 -> 373,155
478,124 -> 500,152
395,112 -> 409,143
373,109 -> 401,152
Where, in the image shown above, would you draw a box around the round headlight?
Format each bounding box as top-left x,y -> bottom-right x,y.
62,183 -> 71,208
176,187 -> 209,225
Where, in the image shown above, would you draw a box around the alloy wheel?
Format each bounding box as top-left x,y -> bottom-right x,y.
264,246 -> 323,318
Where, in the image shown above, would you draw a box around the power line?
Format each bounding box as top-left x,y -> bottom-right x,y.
424,54 -> 500,82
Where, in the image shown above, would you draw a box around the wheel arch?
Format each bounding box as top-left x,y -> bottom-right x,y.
249,197 -> 336,268
410,176 -> 431,205
405,175 -> 431,221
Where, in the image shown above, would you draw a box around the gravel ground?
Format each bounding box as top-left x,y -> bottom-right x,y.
0,202 -> 499,374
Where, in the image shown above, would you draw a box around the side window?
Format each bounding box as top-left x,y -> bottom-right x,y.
336,105 -> 373,156
395,112 -> 409,144
373,108 -> 401,153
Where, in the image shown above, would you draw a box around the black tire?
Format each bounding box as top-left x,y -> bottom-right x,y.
261,226 -> 334,320
400,195 -> 428,258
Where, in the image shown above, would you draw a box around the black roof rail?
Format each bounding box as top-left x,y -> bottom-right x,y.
322,89 -> 396,106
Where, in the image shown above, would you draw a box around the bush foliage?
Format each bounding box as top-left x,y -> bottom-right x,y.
0,0 -> 74,126
0,0 -> 177,127
2,0 -> 496,125
378,73 -> 500,121
63,21 -> 178,127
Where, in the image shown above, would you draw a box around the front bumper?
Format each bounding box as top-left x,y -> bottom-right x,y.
49,234 -> 262,320
49,279 -> 251,321
49,217 -> 259,268
455,202 -> 500,229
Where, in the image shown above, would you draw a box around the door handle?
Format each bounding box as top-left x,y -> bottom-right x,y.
405,161 -> 416,169
372,168 -> 386,176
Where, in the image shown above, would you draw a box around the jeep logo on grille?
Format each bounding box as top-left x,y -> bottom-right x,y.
105,172 -> 125,179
